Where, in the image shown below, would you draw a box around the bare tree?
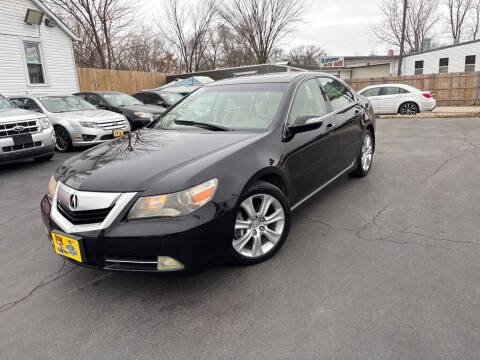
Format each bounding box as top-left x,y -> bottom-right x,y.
468,0 -> 480,38
287,44 -> 326,64
49,0 -> 138,69
219,0 -> 305,64
157,0 -> 217,73
446,0 -> 472,43
371,0 -> 440,53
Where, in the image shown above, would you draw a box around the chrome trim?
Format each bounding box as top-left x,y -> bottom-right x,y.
50,181 -> 137,234
105,258 -> 157,264
291,160 -> 355,210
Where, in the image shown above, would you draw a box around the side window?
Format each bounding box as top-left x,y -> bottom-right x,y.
381,87 -> 400,95
319,78 -> 355,111
86,94 -> 106,106
361,88 -> 380,97
465,55 -> 476,71
288,79 -> 329,125
23,41 -> 46,84
415,60 -> 424,75
398,87 -> 410,94
133,93 -> 147,102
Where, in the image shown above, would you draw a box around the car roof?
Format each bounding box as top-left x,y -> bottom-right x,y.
76,91 -> 124,95
362,83 -> 412,89
206,71 -> 334,87
8,94 -> 73,98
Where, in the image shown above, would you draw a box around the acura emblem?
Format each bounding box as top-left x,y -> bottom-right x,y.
12,125 -> 25,132
69,194 -> 78,209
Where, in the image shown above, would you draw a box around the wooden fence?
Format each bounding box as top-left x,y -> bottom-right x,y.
77,68 -> 167,94
347,72 -> 480,106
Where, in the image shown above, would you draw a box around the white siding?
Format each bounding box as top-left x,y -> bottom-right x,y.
0,0 -> 79,96
403,41 -> 480,75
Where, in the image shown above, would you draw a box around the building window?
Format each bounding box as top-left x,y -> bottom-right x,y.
465,55 -> 476,72
23,41 -> 45,84
414,60 -> 424,75
439,58 -> 449,73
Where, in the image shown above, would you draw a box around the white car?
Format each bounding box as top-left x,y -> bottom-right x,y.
358,84 -> 436,115
9,94 -> 130,152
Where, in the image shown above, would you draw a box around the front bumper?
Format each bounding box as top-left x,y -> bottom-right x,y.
0,128 -> 55,164
41,194 -> 237,273
71,128 -> 130,147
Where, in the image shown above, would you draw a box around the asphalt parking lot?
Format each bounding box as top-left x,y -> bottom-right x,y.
0,117 -> 479,360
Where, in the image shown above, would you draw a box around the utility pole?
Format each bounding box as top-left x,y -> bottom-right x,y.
397,0 -> 408,76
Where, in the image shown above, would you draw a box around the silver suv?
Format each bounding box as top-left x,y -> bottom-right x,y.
0,94 -> 55,164
9,94 -> 130,152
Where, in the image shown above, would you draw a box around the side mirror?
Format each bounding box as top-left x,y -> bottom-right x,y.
97,104 -> 108,110
287,114 -> 324,135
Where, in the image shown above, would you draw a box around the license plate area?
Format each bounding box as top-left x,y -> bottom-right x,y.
51,232 -> 85,263
12,133 -> 33,146
113,129 -> 124,137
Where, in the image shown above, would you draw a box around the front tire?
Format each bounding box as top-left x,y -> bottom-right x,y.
351,129 -> 374,177
54,126 -> 72,152
230,181 -> 291,265
398,102 -> 419,115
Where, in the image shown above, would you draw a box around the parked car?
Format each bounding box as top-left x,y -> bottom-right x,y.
0,94 -> 55,164
41,72 -> 375,274
150,76 -> 214,96
358,84 -> 436,115
132,90 -> 184,110
9,94 -> 130,152
74,91 -> 166,130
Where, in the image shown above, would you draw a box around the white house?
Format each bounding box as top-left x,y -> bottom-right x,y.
403,40 -> 480,75
0,0 -> 79,96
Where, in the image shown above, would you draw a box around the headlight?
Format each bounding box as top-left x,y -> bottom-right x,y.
48,175 -> 57,198
134,112 -> 153,119
79,121 -> 100,128
39,117 -> 52,130
128,179 -> 218,219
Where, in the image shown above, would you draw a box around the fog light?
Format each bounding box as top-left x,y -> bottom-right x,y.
157,256 -> 184,271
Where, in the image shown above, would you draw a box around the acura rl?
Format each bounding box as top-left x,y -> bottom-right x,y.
41,72 -> 375,274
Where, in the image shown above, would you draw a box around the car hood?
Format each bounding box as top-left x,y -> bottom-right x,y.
0,108 -> 44,123
118,104 -> 166,114
48,109 -> 124,122
55,129 -> 262,193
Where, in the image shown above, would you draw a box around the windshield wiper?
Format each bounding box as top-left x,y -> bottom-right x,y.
173,120 -> 232,131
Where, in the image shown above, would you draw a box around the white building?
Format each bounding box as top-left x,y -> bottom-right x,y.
0,0 -> 79,96
403,40 -> 480,75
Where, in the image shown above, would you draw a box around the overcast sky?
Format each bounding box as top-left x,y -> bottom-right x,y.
287,0 -> 385,56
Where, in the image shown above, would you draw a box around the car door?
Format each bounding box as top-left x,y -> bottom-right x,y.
284,78 -> 340,203
377,86 -> 401,113
319,77 -> 364,170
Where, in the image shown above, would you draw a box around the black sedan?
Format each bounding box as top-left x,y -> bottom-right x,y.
74,91 -> 165,130
42,73 -> 375,274
132,90 -> 184,109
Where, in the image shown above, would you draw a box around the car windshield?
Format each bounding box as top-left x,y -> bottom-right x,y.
39,96 -> 96,113
0,95 -> 14,110
103,93 -> 143,107
155,83 -> 287,131
160,92 -> 184,105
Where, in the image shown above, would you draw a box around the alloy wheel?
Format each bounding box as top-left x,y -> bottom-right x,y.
55,127 -> 69,152
400,103 -> 417,115
361,133 -> 373,172
233,194 -> 286,258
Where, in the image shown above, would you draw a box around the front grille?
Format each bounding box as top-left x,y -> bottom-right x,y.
0,120 -> 38,138
57,201 -> 113,225
97,119 -> 128,131
2,141 -> 41,152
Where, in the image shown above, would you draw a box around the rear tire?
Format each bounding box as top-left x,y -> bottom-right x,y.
54,125 -> 72,152
34,153 -> 54,162
351,129 -> 374,177
230,181 -> 291,265
398,102 -> 419,115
